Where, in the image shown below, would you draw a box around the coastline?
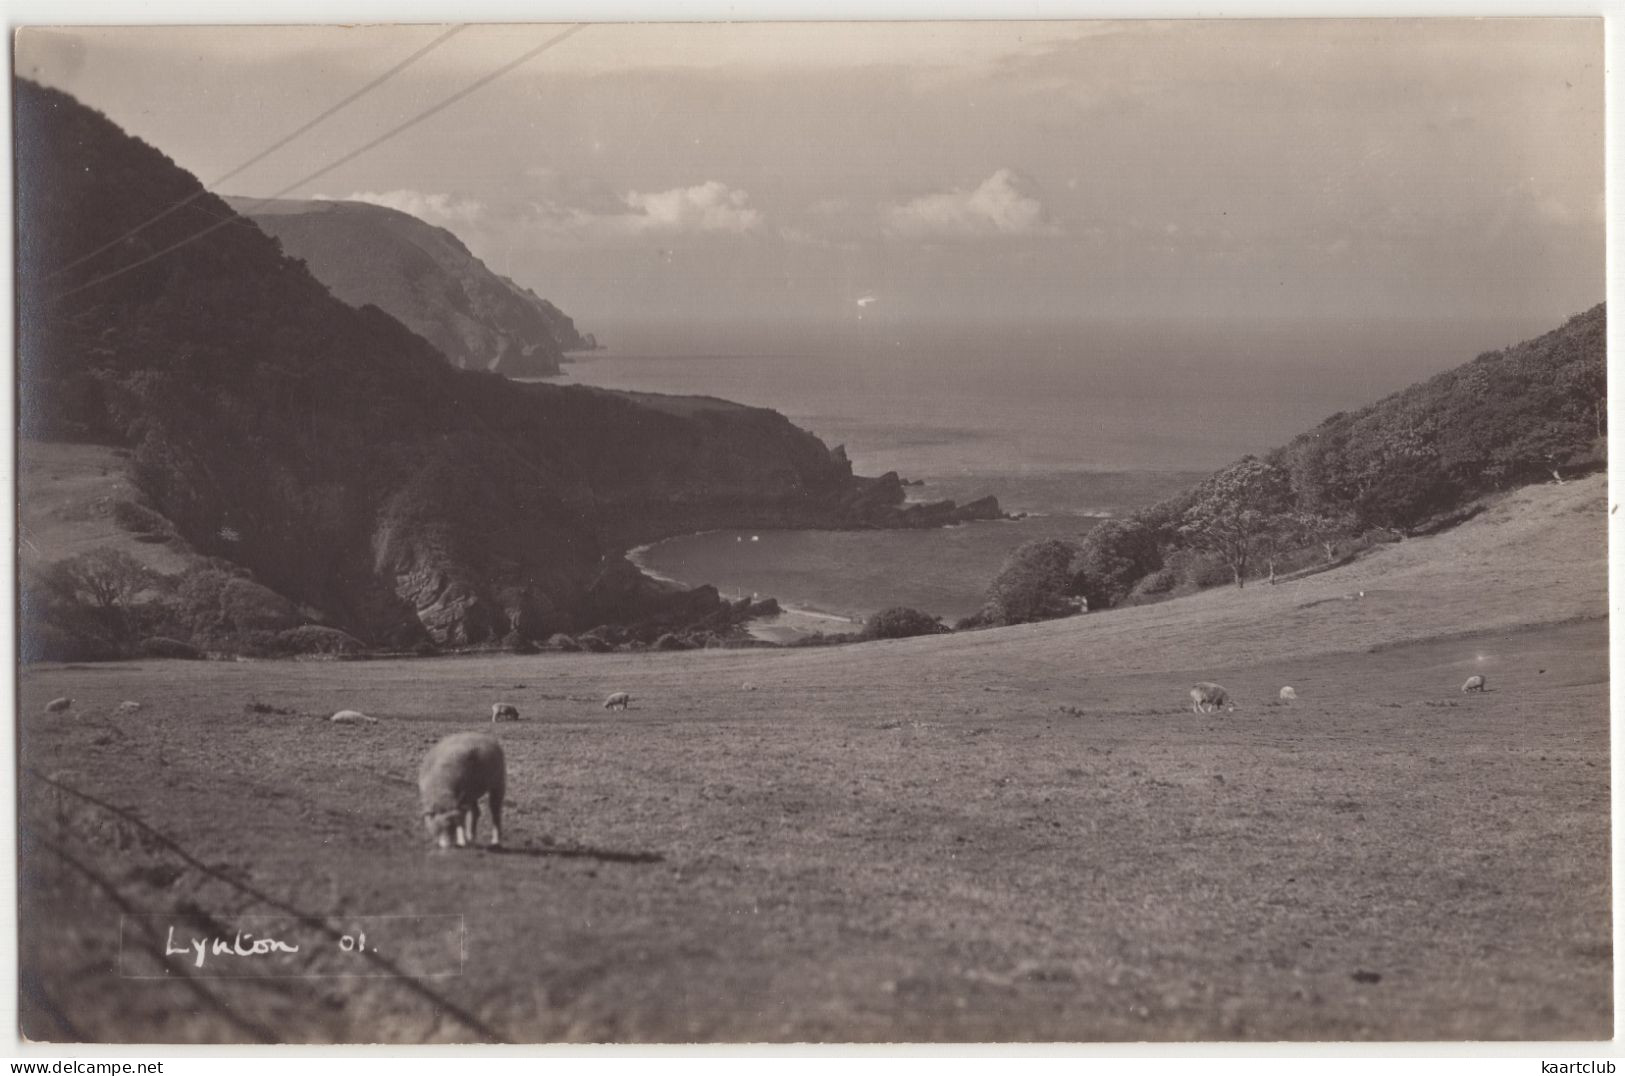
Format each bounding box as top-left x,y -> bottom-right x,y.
625,534 -> 866,639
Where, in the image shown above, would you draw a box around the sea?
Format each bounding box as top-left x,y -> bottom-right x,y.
544,316 -> 1541,640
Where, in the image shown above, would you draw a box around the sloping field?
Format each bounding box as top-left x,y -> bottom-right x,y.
17,440 -> 195,576
16,476 -> 1610,1043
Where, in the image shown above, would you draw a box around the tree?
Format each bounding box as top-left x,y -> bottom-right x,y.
864,607 -> 948,640
1177,457 -> 1291,588
46,548 -> 158,640
1072,518 -> 1161,610
1298,508 -> 1360,564
982,538 -> 1087,624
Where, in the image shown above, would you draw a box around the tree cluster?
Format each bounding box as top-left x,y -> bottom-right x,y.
1056,304 -> 1606,607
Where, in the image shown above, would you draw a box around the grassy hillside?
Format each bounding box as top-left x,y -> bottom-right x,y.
16,473 -> 1608,1042
230,197 -> 586,377
17,80 -> 986,656
995,305 -> 1608,616
18,441 -> 195,577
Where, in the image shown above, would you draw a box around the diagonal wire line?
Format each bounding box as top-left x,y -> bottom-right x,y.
45,24 -> 468,282
53,23 -> 588,302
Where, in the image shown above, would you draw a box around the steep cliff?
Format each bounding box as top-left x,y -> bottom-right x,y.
18,79 -> 995,649
226,196 -> 588,377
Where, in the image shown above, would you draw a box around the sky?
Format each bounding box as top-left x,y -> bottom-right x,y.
16,18 -> 1605,332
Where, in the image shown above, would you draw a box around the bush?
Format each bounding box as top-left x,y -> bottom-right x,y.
1072,518 -> 1162,610
1126,566 -> 1180,599
546,633 -> 581,652
654,632 -> 693,651
24,621 -> 123,662
981,539 -> 1086,625
175,565 -> 299,646
1175,549 -> 1234,589
863,606 -> 948,640
111,500 -> 175,540
220,577 -> 301,633
136,635 -> 203,659
503,630 -> 538,655
270,625 -> 367,656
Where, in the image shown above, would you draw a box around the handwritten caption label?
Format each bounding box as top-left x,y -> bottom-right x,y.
118,914 -> 464,979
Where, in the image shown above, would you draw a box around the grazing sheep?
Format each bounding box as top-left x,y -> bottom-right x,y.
741,682 -> 758,692
44,697 -> 73,714
1462,675 -> 1487,693
491,702 -> 520,723
116,701 -> 143,715
1279,686 -> 1298,702
330,709 -> 378,725
1190,682 -> 1234,714
418,732 -> 506,850
603,691 -> 631,711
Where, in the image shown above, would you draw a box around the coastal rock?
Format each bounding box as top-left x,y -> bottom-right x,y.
229,196 -> 590,377
20,81 -> 1008,652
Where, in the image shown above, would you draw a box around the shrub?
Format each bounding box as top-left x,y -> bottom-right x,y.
219,577 -> 301,634
863,606 -> 948,640
981,538 -> 1086,625
44,547 -> 159,641
24,621 -> 123,662
175,565 -> 300,646
271,625 -> 367,656
546,633 -> 581,652
111,500 -> 175,540
1126,566 -> 1180,599
654,632 -> 693,651
503,630 -> 538,655
136,636 -> 203,659
1072,518 -> 1162,610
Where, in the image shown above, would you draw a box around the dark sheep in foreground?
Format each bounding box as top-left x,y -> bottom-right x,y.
419,732 -> 506,850
1190,682 -> 1234,714
44,697 -> 73,714
603,691 -> 631,711
1462,675 -> 1487,693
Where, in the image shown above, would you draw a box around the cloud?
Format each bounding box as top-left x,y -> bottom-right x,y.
523,179 -> 763,240
886,169 -> 1059,238
622,181 -> 762,234
339,189 -> 486,225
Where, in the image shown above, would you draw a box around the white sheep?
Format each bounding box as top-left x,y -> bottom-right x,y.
330,709 -> 378,725
1279,686 -> 1298,702
44,697 -> 73,714
418,732 -> 506,850
603,691 -> 631,711
1462,675 -> 1487,693
491,702 -> 520,723
116,701 -> 142,715
1190,682 -> 1234,714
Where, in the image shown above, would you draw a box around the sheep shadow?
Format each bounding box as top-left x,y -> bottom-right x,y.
488,843 -> 664,864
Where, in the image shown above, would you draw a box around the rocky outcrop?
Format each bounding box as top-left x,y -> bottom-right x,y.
227,196 -> 590,377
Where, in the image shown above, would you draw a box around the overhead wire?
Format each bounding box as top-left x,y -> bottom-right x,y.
45,24 -> 468,281
52,23 -> 588,302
